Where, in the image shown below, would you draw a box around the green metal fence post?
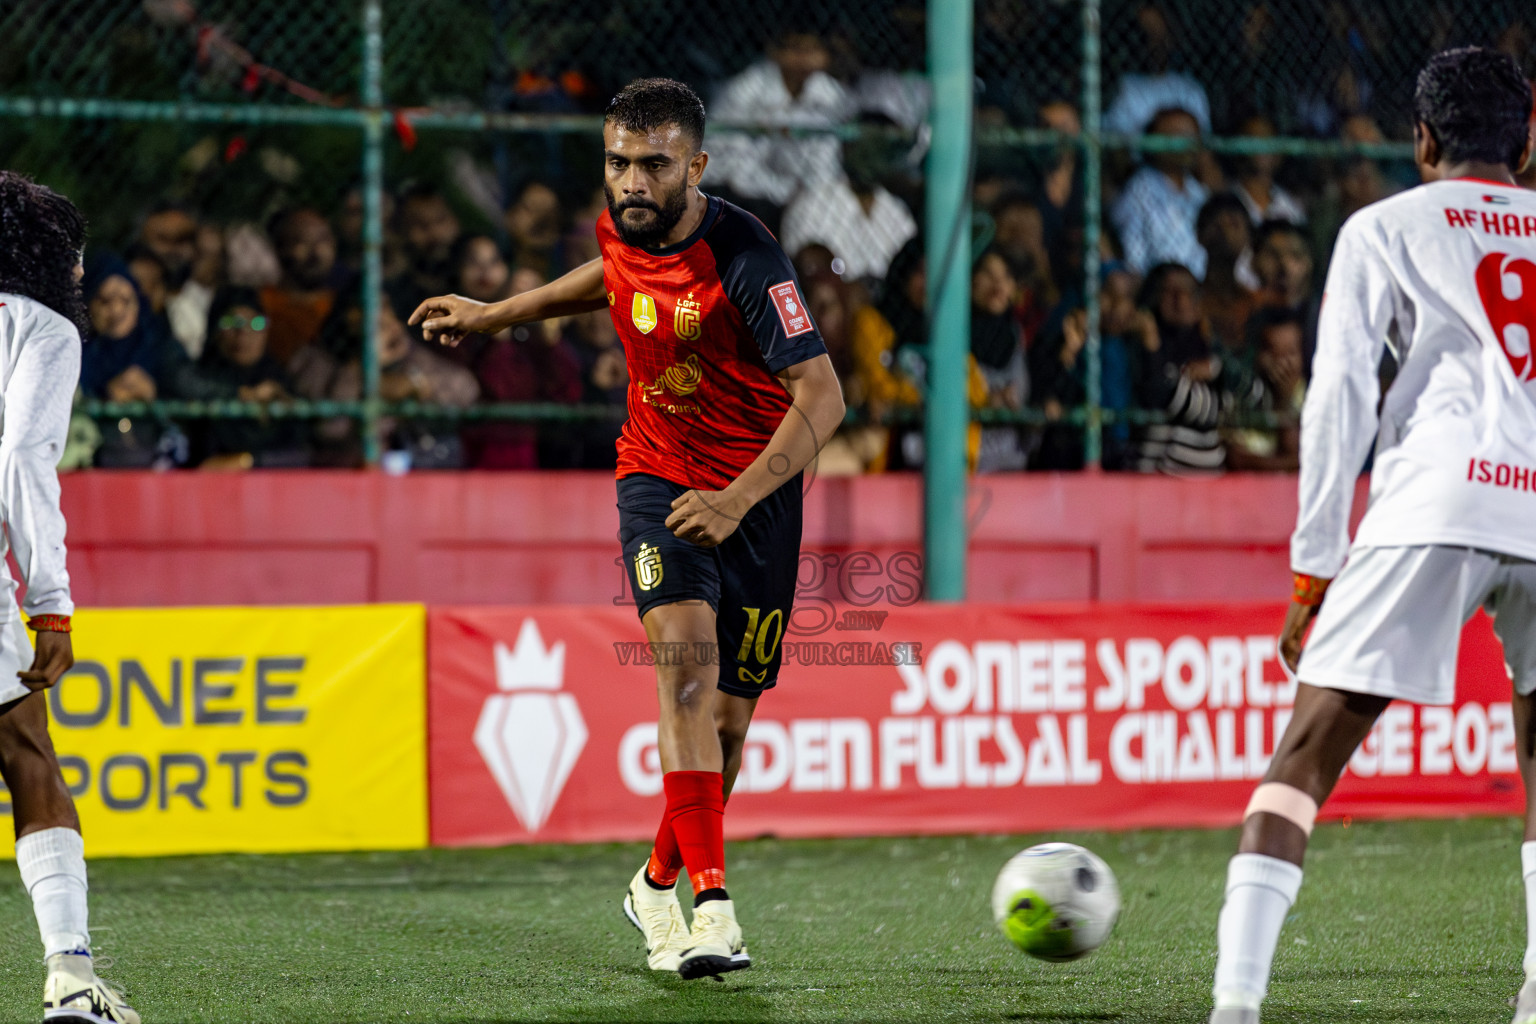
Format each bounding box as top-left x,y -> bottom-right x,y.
923,0 -> 973,602
360,0 -> 384,466
1082,0 -> 1103,469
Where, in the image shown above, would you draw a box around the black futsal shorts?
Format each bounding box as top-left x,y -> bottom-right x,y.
617,471 -> 803,698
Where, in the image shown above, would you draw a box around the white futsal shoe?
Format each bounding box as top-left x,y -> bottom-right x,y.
1208,1009 -> 1258,1024
677,898 -> 751,980
622,865 -> 690,971
44,952 -> 140,1024
1513,977 -> 1536,1024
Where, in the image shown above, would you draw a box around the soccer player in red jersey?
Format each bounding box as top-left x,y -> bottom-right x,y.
411,79 -> 845,979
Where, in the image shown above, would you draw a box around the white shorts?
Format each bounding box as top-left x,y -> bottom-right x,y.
0,613 -> 33,707
1299,544 -> 1536,706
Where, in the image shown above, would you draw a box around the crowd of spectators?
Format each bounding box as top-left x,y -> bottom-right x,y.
55,4 -> 1536,475
69,183 -> 625,472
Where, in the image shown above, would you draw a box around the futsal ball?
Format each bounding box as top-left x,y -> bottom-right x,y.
991,842 -> 1120,961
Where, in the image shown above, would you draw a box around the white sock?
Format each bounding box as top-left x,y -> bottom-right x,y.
16,827 -> 89,959
1521,842 -> 1536,979
1212,853 -> 1304,1010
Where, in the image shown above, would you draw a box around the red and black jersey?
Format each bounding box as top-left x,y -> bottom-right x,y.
597,194 -> 827,491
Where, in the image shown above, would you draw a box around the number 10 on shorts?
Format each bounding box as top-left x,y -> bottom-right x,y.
737,607 -> 785,665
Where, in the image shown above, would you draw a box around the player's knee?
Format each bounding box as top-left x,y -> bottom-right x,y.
0,697 -> 47,751
662,674 -> 713,712
1261,748 -> 1335,806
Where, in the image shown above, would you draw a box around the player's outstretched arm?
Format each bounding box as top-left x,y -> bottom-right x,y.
665,354 -> 845,547
408,257 -> 609,346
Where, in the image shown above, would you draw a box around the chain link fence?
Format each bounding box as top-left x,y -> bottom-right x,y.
1,0 -> 1532,472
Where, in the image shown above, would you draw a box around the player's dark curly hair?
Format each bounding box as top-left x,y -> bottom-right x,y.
0,172 -> 88,334
605,78 -> 707,149
1414,46 -> 1533,170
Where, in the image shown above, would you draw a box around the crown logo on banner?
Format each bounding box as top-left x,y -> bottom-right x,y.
492,618 -> 566,690
473,619 -> 587,832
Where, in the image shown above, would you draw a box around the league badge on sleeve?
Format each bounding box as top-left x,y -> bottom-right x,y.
769,281 -> 815,338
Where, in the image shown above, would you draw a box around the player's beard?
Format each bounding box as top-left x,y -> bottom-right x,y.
606,182 -> 689,249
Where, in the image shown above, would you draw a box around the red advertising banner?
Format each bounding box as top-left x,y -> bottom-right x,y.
427,604 -> 1521,847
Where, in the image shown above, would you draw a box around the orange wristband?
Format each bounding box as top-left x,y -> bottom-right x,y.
26,614 -> 71,633
1291,574 -> 1330,607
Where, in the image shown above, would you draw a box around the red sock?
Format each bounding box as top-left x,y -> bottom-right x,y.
646,811 -> 684,888
662,770 -> 726,896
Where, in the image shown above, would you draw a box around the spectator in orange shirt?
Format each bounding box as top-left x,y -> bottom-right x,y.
261,207 -> 343,369
850,237 -> 925,420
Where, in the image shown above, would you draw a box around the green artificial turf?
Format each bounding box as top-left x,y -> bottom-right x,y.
0,817 -> 1521,1022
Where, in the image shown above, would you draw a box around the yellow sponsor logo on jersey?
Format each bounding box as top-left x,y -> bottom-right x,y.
644,353 -> 703,397
632,292 -> 657,334
637,354 -> 704,414
675,292 -> 703,340
634,542 -> 663,591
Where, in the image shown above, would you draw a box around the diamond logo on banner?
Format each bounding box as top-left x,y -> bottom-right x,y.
473,618 -> 587,832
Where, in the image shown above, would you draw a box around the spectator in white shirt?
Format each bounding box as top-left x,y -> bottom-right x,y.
1228,114 -> 1306,226
1103,4 -> 1211,136
1112,107 -> 1209,278
705,32 -> 855,209
779,137 -> 916,284
138,202 -> 220,359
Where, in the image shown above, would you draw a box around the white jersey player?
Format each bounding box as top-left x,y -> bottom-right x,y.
1207,47 -> 1536,1024
0,172 -> 139,1024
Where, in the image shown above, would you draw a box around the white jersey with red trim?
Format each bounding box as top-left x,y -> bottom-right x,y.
1292,177 -> 1536,578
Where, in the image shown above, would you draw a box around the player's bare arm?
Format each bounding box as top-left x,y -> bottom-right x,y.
408,257 -> 608,345
1278,579 -> 1325,673
665,354 -> 844,547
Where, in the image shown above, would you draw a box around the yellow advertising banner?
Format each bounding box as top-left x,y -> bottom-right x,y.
4,605 -> 427,857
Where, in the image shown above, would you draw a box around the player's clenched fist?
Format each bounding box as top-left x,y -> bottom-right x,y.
1277,601 -> 1319,675
665,488 -> 749,547
408,293 -> 491,346
19,629 -> 73,692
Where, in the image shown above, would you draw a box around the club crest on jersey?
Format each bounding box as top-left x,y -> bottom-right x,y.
675,292 -> 703,340
632,292 -> 658,334
768,280 -> 815,337
634,542 -> 663,591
